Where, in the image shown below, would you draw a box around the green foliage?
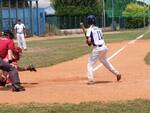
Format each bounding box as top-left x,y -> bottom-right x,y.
106,0 -> 136,17
123,3 -> 149,17
51,0 -> 103,16
144,52 -> 150,65
2,0 -> 28,8
123,3 -> 149,28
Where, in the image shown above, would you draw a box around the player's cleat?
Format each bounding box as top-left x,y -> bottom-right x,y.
26,64 -> 37,72
87,80 -> 95,85
116,74 -> 121,81
12,83 -> 25,92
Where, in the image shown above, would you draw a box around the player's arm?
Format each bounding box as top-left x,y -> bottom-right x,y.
80,22 -> 91,46
7,49 -> 14,62
86,37 -> 92,46
7,40 -> 15,63
23,24 -> 26,37
86,29 -> 92,46
14,25 -> 17,37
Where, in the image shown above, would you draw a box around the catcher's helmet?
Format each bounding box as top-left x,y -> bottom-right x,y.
87,15 -> 96,25
2,30 -> 15,39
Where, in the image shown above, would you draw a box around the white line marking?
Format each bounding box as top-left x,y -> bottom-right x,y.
128,34 -> 144,44
93,46 -> 126,71
93,33 -> 144,72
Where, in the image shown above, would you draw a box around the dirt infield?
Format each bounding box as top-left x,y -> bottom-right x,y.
0,39 -> 150,104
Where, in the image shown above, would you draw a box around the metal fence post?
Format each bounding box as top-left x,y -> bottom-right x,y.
0,0 -> 2,31
103,0 -> 106,29
148,3 -> 150,29
36,0 -> 39,35
23,0 -> 25,25
16,0 -> 18,20
111,0 -> 115,31
8,0 -> 11,30
29,0 -> 33,35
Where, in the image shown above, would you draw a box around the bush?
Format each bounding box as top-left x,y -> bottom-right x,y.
125,17 -> 148,28
123,3 -> 149,28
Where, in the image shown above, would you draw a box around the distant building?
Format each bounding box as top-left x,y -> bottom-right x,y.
44,4 -> 55,15
33,0 -> 55,15
0,0 -> 46,36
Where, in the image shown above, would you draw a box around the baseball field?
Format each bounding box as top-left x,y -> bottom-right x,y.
0,29 -> 150,113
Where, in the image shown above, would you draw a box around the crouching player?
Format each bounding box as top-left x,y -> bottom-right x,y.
0,30 -> 36,90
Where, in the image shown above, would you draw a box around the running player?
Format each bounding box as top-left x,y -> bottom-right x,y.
86,15 -> 121,84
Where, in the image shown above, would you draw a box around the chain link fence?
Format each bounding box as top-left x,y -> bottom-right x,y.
46,15 -> 150,32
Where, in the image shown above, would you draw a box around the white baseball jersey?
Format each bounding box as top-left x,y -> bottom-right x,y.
86,25 -> 105,46
14,23 -> 25,34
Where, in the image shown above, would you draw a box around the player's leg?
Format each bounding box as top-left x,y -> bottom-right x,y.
16,34 -> 22,49
87,50 -> 99,82
0,58 -> 25,91
21,34 -> 27,50
99,49 -> 121,81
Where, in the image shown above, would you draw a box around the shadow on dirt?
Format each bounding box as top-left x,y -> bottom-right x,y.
0,82 -> 39,91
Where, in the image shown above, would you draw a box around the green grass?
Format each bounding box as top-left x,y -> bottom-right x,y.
18,29 -> 149,67
144,52 -> 150,65
104,29 -> 145,43
1,99 -> 150,113
143,30 -> 150,39
19,37 -> 90,67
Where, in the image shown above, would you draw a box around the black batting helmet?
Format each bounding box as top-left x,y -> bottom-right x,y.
87,15 -> 96,25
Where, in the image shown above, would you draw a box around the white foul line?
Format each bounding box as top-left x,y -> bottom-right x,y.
93,34 -> 144,72
128,34 -> 144,44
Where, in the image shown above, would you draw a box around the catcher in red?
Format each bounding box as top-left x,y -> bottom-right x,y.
0,30 -> 36,87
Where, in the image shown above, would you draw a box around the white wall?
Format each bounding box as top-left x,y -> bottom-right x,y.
33,0 -> 51,8
137,0 -> 150,5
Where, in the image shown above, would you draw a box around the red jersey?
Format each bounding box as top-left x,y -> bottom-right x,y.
0,37 -> 15,59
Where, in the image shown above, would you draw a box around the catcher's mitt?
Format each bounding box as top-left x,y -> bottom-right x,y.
13,47 -> 22,61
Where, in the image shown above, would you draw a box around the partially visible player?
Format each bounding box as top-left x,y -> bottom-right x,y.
85,15 -> 121,85
0,30 -> 25,91
0,30 -> 36,86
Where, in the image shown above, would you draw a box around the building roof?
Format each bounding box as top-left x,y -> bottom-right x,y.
44,5 -> 55,15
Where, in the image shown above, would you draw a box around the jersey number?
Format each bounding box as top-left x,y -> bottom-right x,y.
97,31 -> 103,40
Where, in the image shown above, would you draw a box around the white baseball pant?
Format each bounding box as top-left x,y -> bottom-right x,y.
16,33 -> 27,50
87,46 -> 120,81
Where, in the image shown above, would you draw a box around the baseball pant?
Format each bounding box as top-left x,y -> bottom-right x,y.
0,58 -> 20,84
87,47 -> 119,81
17,33 -> 27,49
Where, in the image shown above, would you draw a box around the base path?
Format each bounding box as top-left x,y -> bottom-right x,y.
0,40 -> 150,104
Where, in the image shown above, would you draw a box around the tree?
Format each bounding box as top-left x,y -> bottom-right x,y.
123,3 -> 149,28
105,0 -> 136,17
51,0 -> 103,16
3,0 -> 28,8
